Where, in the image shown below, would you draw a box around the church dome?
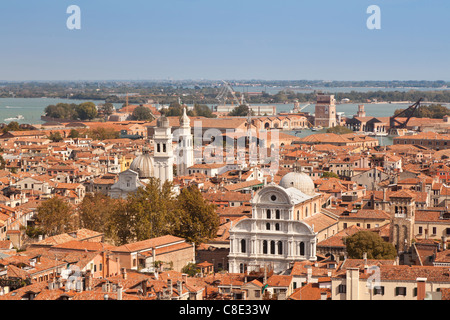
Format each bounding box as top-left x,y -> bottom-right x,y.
157,115 -> 170,128
279,172 -> 315,196
129,147 -> 154,179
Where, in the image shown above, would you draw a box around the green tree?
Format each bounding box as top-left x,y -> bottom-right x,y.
68,129 -> 80,138
181,262 -> 200,277
120,178 -> 179,243
110,199 -> 136,246
322,171 -> 339,179
35,197 -> 76,236
174,185 -> 219,246
345,230 -> 397,260
326,126 -> 354,134
0,154 -> 5,169
78,193 -> 118,240
44,103 -> 78,119
193,104 -> 216,118
76,102 -> 98,120
48,132 -> 63,142
132,105 -> 154,121
85,127 -> 119,140
229,104 -> 253,117
2,121 -> 21,133
102,102 -> 115,116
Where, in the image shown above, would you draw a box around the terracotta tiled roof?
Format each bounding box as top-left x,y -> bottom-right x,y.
289,283 -> 330,300
266,275 -> 293,287
113,235 -> 187,253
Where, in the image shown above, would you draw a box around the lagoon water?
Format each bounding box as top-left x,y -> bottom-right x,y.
0,98 -> 122,124
0,97 -> 408,125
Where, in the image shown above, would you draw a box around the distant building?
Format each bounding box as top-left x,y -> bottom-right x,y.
314,94 -> 337,128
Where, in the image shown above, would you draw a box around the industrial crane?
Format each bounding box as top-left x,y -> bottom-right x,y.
389,98 -> 423,129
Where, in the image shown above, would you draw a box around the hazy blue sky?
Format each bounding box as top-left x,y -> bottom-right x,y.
0,0 -> 449,81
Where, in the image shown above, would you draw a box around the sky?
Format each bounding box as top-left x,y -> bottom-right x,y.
0,0 -> 449,81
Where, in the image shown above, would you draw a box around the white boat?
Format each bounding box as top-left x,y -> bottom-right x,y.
4,115 -> 24,121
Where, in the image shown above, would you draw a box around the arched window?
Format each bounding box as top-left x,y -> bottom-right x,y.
395,206 -> 398,214
305,207 -> 309,218
300,242 -> 305,256
163,143 -> 167,152
270,241 -> 276,254
275,223 -> 280,231
314,203 -> 317,213
266,209 -> 271,219
241,239 -> 246,253
266,223 -> 271,230
263,240 -> 268,254
276,210 -> 280,219
278,241 -> 283,255
297,210 -> 300,220
157,143 -> 161,153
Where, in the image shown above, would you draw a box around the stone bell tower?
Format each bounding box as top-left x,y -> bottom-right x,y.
153,115 -> 174,186
389,190 -> 416,253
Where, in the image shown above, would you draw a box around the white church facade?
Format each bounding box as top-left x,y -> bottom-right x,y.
228,172 -> 324,274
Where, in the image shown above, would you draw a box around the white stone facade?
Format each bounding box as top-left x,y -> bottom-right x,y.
228,183 -> 318,274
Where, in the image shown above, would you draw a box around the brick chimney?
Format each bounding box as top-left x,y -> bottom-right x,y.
177,280 -> 183,297
142,279 -> 148,297
416,278 -> 427,300
122,268 -> 127,280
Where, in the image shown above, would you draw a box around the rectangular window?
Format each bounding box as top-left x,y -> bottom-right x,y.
395,287 -> 407,296
418,227 -> 423,234
374,286 -> 385,295
433,227 -> 437,235
338,284 -> 346,294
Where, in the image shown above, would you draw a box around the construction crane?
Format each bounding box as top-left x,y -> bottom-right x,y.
389,98 -> 423,129
216,80 -> 245,107
298,104 -> 310,112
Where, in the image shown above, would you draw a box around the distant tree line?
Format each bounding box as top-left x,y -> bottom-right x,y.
44,102 -> 98,120
160,102 -> 216,118
394,104 -> 450,119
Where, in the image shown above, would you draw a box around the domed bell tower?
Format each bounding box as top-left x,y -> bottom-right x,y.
176,107 -> 194,177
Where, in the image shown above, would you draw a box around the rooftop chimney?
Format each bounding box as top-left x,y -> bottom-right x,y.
306,265 -> 313,283
122,268 -> 127,280
142,279 -> 148,297
177,280 -> 183,296
182,273 -> 188,284
167,279 -> 173,297
320,292 -> 328,300
117,285 -> 123,301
